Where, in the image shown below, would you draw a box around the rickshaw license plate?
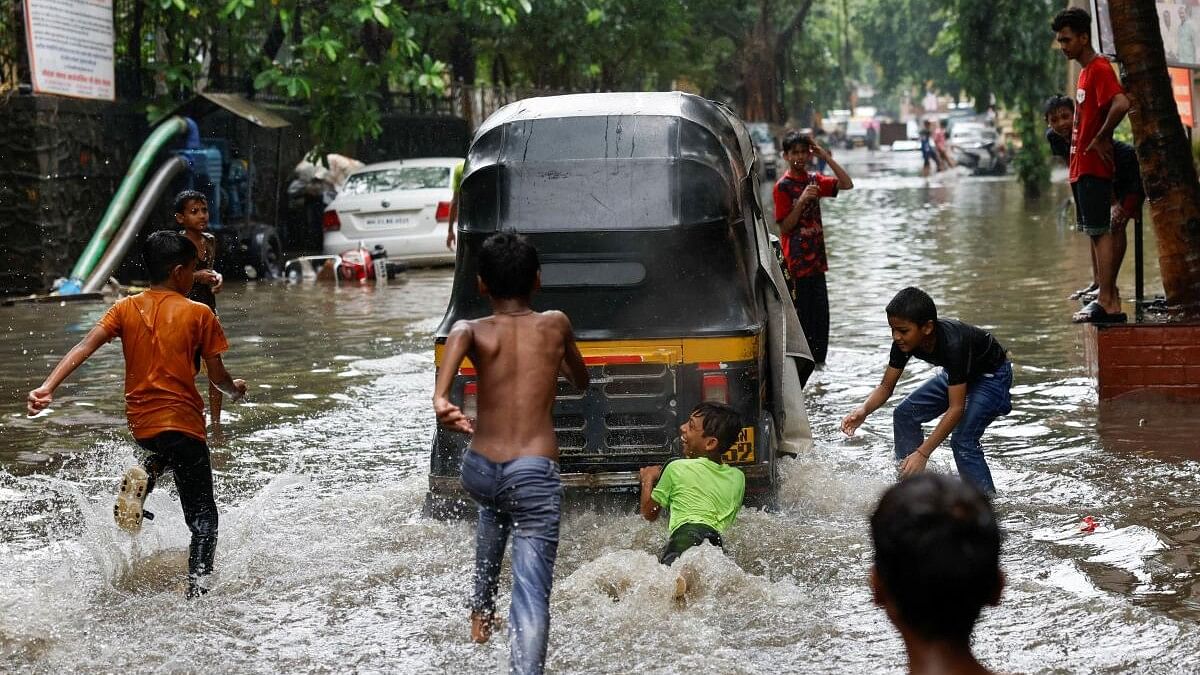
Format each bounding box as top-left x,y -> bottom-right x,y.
722,427 -> 755,463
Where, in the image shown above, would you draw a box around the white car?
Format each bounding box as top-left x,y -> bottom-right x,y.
322,157 -> 463,266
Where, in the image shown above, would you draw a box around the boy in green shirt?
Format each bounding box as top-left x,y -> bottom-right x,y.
639,402 -> 746,566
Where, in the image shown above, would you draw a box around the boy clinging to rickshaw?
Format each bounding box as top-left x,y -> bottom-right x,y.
639,401 -> 746,567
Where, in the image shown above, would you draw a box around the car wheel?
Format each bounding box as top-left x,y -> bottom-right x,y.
246,225 -> 284,280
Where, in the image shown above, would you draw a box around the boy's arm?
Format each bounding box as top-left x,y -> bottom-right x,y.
202,354 -> 247,400
27,326 -> 113,415
779,184 -> 819,235
557,313 -> 590,391
433,321 -> 475,433
813,145 -> 854,190
639,465 -> 663,521
899,382 -> 967,478
841,366 -> 903,436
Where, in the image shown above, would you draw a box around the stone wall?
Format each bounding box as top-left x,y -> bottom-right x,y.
0,96 -> 147,295
0,95 -> 469,295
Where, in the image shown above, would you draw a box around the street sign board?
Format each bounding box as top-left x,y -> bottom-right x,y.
1169,67 -> 1194,127
1093,0 -> 1200,70
22,0 -> 115,101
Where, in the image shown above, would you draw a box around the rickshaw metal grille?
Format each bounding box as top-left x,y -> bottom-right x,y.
554,362 -> 676,459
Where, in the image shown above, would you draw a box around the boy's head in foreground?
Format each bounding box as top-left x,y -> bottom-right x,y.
870,473 -> 1004,645
1043,94 -> 1075,140
886,287 -> 937,354
679,401 -> 741,460
145,230 -> 198,290
781,130 -> 815,172
477,232 -> 540,300
174,190 -> 210,233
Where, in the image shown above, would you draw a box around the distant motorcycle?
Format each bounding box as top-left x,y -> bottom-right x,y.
949,123 -> 1008,176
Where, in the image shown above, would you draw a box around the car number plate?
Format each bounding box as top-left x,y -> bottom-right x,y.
363,214 -> 413,229
722,427 -> 755,463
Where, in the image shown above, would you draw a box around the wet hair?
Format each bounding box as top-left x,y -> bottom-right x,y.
886,287 -> 937,326
870,474 -> 1003,643
781,130 -> 814,153
174,189 -> 207,214
1051,7 -> 1091,37
1043,94 -> 1075,119
690,401 -> 742,453
478,231 -> 539,299
144,230 -> 197,283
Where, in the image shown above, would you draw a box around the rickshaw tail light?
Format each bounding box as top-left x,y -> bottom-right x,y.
702,373 -> 729,404
322,210 -> 341,231
462,381 -> 478,421
435,201 -> 452,222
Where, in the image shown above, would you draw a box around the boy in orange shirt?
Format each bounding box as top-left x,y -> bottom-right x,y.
27,231 -> 246,597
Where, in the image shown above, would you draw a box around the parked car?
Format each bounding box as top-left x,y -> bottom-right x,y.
322,157 -> 463,266
745,122 -> 780,179
844,119 -> 869,148
948,123 -> 1007,176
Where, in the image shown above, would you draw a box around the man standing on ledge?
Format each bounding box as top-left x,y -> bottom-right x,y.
1052,7 -> 1131,324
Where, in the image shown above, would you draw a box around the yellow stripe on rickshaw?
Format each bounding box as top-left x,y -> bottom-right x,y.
434,335 -> 758,369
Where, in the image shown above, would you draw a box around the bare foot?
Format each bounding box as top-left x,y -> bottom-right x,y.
471,611 -> 501,643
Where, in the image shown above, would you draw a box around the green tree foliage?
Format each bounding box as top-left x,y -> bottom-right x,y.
857,0 -> 960,95
858,0 -> 1061,194
113,0 -> 528,156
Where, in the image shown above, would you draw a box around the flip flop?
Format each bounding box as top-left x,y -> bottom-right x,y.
1069,282 -> 1099,300
1072,300 -> 1127,324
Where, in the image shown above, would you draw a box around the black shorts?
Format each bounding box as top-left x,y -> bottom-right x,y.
1071,175 -> 1113,237
658,522 -> 722,566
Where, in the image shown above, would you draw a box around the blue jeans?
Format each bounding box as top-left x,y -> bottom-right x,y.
893,361 -> 1012,495
460,449 -> 562,675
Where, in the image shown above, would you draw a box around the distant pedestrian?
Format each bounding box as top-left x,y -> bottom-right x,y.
27,231 -> 246,598
773,131 -> 855,365
445,160 -> 465,251
869,473 -> 1005,675
919,120 -> 941,177
1052,6 -> 1131,323
433,232 -> 589,674
175,190 -> 226,431
934,119 -> 955,168
841,287 -> 1012,496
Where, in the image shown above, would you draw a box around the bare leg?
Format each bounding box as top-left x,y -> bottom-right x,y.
1094,232 -> 1122,314
1111,221 -> 1128,281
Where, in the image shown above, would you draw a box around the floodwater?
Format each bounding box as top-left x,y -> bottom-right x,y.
3,150 -> 1199,673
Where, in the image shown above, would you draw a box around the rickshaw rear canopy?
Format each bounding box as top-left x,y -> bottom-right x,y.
460,92 -> 754,232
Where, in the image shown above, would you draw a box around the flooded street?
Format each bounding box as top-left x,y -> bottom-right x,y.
3,152 -> 1199,673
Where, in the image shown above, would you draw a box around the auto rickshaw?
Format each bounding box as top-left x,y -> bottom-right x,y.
426,92 -> 814,516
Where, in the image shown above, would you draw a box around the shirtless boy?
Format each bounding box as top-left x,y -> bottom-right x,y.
433,232 -> 589,675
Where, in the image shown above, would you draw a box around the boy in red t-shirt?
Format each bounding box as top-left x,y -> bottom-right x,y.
27,231 -> 246,598
772,131 -> 854,364
1052,7 -> 1131,323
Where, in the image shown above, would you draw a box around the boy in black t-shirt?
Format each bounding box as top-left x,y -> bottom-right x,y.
841,288 -> 1012,495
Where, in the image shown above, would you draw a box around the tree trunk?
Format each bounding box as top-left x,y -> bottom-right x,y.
740,20 -> 778,122
1110,0 -> 1200,314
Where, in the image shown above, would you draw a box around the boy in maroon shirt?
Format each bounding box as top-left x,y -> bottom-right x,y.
1052,7 -> 1130,323
772,131 -> 854,364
